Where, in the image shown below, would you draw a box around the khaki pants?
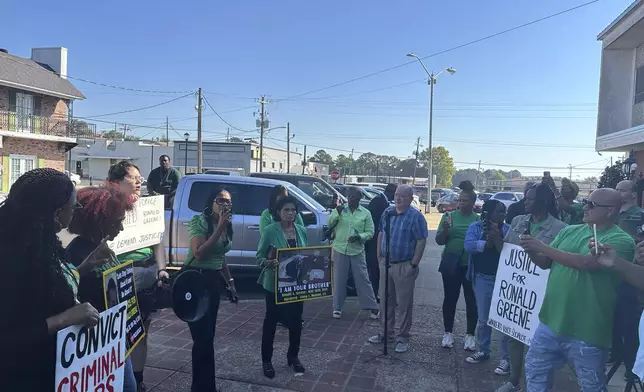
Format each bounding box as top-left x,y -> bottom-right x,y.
379,261 -> 419,343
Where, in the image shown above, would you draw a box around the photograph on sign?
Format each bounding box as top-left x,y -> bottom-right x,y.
102,261 -> 145,356
487,243 -> 550,345
55,302 -> 127,392
108,195 -> 165,255
275,246 -> 333,305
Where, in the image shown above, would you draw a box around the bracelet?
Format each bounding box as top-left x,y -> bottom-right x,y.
157,268 -> 167,274
228,278 -> 234,282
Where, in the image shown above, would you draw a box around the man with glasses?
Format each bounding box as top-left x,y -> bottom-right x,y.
519,188 -> 635,391
147,155 -> 181,208
328,187 -> 379,320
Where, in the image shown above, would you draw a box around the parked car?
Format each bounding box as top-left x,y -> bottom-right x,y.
332,184 -> 373,208
64,170 -> 80,186
491,191 -> 524,208
163,174 -> 330,270
474,193 -> 485,213
431,188 -> 454,207
436,193 -> 459,213
249,173 -> 346,210
204,170 -> 241,176
478,193 -> 494,201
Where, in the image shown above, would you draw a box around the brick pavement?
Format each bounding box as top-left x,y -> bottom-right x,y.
141,230 -> 608,392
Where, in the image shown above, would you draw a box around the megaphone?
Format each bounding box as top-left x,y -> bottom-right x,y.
171,269 -> 210,323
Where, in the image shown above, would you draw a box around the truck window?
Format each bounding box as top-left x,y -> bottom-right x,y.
298,179 -> 335,209
188,181 -> 243,215
242,185 -> 273,216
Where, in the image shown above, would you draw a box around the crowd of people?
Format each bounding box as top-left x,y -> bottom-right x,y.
5,154 -> 644,392
436,177 -> 644,392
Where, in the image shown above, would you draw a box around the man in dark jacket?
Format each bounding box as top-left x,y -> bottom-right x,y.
147,155 -> 181,208
505,181 -> 535,224
365,184 -> 397,300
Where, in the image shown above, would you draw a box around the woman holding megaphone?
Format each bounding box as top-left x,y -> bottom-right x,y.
0,169 -> 114,391
182,188 -> 237,392
257,195 -> 308,379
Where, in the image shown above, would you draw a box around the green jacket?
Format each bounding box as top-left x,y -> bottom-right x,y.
256,222 -> 308,292
259,208 -> 304,235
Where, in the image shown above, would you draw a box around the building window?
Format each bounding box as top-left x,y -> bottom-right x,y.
271,162 -> 275,169
110,159 -> 117,165
636,66 -> 644,105
280,162 -> 283,170
262,161 -> 266,168
9,155 -> 37,187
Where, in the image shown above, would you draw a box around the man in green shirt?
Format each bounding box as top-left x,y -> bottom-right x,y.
328,187 -> 379,320
519,188 -> 635,391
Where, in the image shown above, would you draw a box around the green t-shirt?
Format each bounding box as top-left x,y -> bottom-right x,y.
185,214 -> 232,270
560,202 -> 585,225
437,211 -> 479,265
539,224 -> 635,348
530,220 -> 543,237
619,205 -> 643,238
117,247 -> 153,264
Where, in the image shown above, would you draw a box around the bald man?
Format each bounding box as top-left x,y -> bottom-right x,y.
616,180 -> 642,238
519,188 -> 635,391
368,185 -> 428,353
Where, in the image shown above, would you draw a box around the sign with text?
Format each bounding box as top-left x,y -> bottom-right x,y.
487,243 -> 550,345
275,246 -> 333,305
55,302 -> 127,392
102,261 -> 144,356
108,195 -> 165,255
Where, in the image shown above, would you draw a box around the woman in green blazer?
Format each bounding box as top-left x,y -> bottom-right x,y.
259,185 -> 304,234
256,195 -> 308,379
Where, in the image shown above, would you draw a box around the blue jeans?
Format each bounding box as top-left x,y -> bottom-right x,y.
123,357 -> 137,392
525,323 -> 608,392
473,273 -> 509,358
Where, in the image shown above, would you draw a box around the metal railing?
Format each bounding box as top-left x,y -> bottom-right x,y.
0,110 -> 96,138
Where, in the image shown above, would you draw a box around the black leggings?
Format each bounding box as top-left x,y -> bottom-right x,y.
187,270 -> 222,392
364,239 -> 380,298
611,285 -> 642,371
441,265 -> 477,334
261,289 -> 303,363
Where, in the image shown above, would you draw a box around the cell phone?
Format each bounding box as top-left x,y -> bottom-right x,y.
544,171 -> 551,177
481,211 -> 489,232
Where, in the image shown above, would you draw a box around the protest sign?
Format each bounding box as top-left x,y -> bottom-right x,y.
108,195 -> 165,255
103,261 -> 144,356
275,245 -> 333,304
55,302 -> 127,392
487,243 -> 550,345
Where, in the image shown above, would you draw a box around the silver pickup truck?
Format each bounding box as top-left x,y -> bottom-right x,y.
163,174 -> 330,270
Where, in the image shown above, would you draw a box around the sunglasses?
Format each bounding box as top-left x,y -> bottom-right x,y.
582,200 -> 612,209
215,197 -> 232,206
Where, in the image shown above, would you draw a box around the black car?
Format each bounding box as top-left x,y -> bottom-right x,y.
248,173 -> 345,210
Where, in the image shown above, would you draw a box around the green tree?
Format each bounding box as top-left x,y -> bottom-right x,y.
354,152 -> 379,175
452,168 -> 482,187
228,136 -> 245,143
332,154 -> 354,174
418,146 -> 456,187
101,129 -> 140,141
598,161 -> 626,189
308,149 -> 334,165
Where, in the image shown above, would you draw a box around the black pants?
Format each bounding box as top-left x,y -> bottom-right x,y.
364,239 -> 380,299
261,289 -> 303,363
441,265 -> 477,334
610,284 -> 642,371
187,270 -> 222,392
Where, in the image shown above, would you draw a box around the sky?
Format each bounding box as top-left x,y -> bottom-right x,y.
4,0 -> 638,179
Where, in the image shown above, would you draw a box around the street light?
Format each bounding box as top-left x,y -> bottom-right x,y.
183,132 -> 190,174
622,150 -> 637,178
406,52 -> 456,213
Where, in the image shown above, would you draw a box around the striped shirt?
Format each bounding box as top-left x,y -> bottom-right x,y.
379,206 -> 428,262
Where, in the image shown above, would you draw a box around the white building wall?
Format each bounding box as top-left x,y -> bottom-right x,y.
596,48 -> 636,138
634,44 -> 644,127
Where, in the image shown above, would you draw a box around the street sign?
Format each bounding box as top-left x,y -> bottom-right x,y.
331,171 -> 340,181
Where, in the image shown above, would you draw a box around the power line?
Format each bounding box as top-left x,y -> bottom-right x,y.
202,94 -> 254,133
79,92 -> 194,118
275,0 -> 600,101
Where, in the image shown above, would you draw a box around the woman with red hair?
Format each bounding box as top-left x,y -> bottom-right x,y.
65,183 -> 138,392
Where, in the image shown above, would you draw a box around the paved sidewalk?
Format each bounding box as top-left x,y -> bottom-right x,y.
141,233 -> 603,391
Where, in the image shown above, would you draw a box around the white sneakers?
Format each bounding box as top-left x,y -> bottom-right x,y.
442,333 -> 476,351
464,334 -> 476,351
441,332 -> 454,348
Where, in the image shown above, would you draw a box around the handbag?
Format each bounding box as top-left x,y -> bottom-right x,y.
438,250 -> 464,276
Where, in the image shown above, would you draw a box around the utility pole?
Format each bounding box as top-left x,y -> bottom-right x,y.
302,145 -> 307,174
197,88 -> 203,173
412,137 -> 421,184
286,122 -> 291,173
350,148 -> 354,177
257,95 -> 269,172
226,128 -> 230,142
568,164 -> 573,179
165,117 -> 169,146
475,160 -> 482,190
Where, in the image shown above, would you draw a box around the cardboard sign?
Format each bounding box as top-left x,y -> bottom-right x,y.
102,261 -> 144,356
487,243 -> 550,345
275,246 -> 333,304
55,302 -> 127,392
108,195 -> 165,255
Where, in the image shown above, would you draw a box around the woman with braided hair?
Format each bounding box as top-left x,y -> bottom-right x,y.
0,168 -> 113,391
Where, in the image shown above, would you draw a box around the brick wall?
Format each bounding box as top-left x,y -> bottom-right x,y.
0,136 -> 66,170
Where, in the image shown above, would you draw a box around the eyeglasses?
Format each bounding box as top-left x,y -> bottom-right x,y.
126,175 -> 144,183
582,200 -> 613,209
215,197 -> 232,206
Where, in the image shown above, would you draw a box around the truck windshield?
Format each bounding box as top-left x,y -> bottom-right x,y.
296,179 -> 336,209
286,184 -> 326,212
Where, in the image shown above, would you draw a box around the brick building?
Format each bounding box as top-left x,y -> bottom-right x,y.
0,47 -> 94,192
